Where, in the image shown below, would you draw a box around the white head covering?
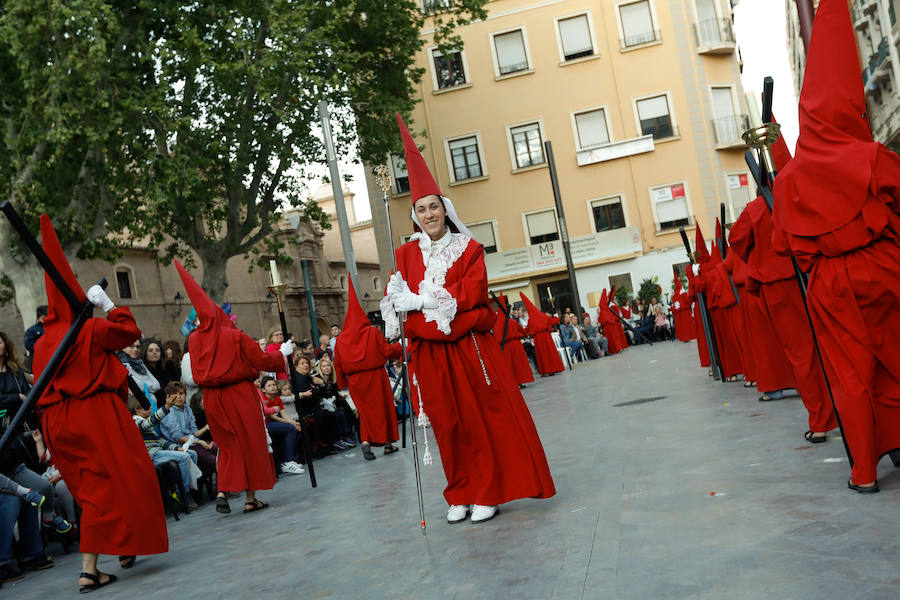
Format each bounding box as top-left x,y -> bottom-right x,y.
410,195 -> 474,239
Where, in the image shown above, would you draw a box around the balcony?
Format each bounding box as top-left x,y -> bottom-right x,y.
576,135 -> 655,166
619,30 -> 662,50
693,18 -> 736,55
711,114 -> 750,150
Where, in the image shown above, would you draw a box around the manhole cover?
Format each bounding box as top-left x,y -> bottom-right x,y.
613,396 -> 668,407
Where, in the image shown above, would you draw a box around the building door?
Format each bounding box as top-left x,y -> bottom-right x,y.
536,279 -> 576,316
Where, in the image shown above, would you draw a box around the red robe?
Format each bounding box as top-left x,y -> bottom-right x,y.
521,298 -> 565,376
731,198 -> 835,429
686,268 -> 710,367
703,260 -> 743,379
722,251 -> 756,383
493,311 -> 534,385
390,235 -> 555,505
335,329 -> 401,445
598,304 -> 627,354
176,262 -> 280,493
670,285 -> 696,342
34,215 -> 166,556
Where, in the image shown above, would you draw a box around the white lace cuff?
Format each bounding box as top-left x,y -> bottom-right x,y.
380,295 -> 400,339
420,283 -> 457,336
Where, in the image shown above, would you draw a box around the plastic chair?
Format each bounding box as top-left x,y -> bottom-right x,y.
550,331 -> 574,369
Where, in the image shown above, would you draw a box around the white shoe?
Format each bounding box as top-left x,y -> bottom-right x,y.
281,461 -> 305,475
446,505 -> 471,524
470,505 -> 498,523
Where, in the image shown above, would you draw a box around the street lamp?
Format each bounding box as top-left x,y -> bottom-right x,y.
169,292 -> 185,322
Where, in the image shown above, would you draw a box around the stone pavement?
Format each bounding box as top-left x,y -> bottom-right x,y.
8,341 -> 900,600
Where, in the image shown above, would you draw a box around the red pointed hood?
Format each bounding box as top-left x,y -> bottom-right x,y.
599,288 -> 608,308
40,215 -> 87,339
715,217 -> 725,248
174,260 -> 232,335
336,276 -> 372,363
695,226 -> 710,264
397,113 -> 442,205
519,292 -> 550,331
674,270 -> 683,296
774,0 -> 876,236
608,286 -> 617,307
710,241 -> 722,266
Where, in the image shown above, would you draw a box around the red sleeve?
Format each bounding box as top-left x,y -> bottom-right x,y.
335,356 -> 348,389
239,331 -> 285,372
93,307 -> 141,352
728,207 -> 754,263
445,242 -> 488,312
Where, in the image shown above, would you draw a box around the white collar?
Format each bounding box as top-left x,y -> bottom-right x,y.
415,228 -> 452,254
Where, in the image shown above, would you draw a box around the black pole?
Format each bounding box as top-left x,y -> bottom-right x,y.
276,307 -> 318,487
720,204 -> 741,305
490,291 -> 511,350
544,141 -> 584,315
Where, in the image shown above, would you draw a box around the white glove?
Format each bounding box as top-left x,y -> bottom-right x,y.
673,301 -> 681,310
692,264 -> 700,276
279,340 -> 294,356
87,285 -> 115,312
387,272 -> 424,312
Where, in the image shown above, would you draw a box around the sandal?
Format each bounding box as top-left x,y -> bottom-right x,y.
847,479 -> 879,494
743,380 -> 754,388
384,445 -> 398,455
804,431 -> 827,444
243,499 -> 270,513
726,375 -> 739,382
118,556 -> 136,569
361,444 -> 376,461
79,571 -> 118,594
215,496 -> 231,514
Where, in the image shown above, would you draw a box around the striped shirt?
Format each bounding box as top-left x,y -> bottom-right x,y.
133,406 -> 179,456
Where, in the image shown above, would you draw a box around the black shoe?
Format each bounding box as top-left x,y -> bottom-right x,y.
215,496 -> 231,514
0,563 -> 23,583
361,444 -> 376,461
804,431 -> 827,444
22,556 -> 54,571
847,479 -> 879,494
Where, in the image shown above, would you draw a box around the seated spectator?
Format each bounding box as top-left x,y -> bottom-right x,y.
132,392 -> 198,508
0,490 -> 53,584
144,339 -> 180,404
313,357 -> 357,449
653,304 -> 671,341
159,382 -> 217,485
119,340 -> 161,406
292,355 -> 333,456
30,431 -> 77,531
259,377 -> 305,475
297,340 -> 316,364
560,314 -> 585,361
264,327 -> 288,380
163,341 -> 184,375
313,334 -> 332,361
633,312 -> 656,345
580,316 -> 608,359
189,390 -> 213,443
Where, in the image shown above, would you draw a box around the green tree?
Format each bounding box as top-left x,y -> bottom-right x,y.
637,277 -> 662,305
614,286 -> 631,307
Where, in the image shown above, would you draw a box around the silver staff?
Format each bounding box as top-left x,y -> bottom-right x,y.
374,164 -> 427,535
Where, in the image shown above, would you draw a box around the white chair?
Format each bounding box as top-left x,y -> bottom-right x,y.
550,331 -> 574,369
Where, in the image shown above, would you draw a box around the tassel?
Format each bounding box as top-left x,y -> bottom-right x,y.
413,374 -> 433,467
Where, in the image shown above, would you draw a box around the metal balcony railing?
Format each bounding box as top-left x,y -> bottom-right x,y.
693,18 -> 736,49
711,114 -> 750,147
619,29 -> 661,49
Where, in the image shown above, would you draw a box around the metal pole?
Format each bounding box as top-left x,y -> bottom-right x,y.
795,0 -> 815,51
318,100 -> 359,294
544,141 -> 584,315
300,259 -> 320,344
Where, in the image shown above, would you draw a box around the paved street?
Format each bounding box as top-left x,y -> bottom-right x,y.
9,341 -> 900,600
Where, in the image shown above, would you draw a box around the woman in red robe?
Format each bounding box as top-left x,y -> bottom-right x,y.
670,274 -> 696,342
771,0 -> 900,492
382,115 -> 555,525
33,216 -> 167,592
174,261 -> 289,513
334,278 -> 402,460
492,295 -> 534,387
520,293 -> 564,376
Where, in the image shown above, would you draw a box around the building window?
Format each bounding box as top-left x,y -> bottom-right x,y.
525,209 -> 559,245
115,267 -> 135,299
710,86 -> 748,145
590,196 -> 627,232
431,48 -> 467,90
448,135 -> 483,181
390,154 -> 409,195
467,221 -> 498,254
422,0 -> 449,13
650,182 -> 691,231
373,276 -> 382,292
608,273 -> 633,298
619,1 -> 659,48
339,276 -> 347,290
725,173 -> 753,223
509,122 -> 544,169
492,29 -> 529,76
558,14 -> 594,61
574,108 -> 610,150
636,95 -> 674,139
673,262 -> 691,282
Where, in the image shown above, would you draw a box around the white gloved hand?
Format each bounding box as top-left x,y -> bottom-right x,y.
421,292 -> 438,310
387,272 -> 424,312
86,285 -> 115,312
692,264 -> 700,276
279,340 -> 294,357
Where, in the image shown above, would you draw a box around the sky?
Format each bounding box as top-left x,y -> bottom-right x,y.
319,0 -> 800,223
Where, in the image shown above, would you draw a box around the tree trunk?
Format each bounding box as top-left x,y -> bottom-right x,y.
0,220 -> 46,332
199,254 -> 230,304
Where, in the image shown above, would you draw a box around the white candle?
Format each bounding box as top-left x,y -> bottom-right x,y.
746,92 -> 763,128
269,259 -> 282,286
547,288 -> 553,301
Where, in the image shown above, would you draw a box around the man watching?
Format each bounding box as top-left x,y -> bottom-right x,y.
580,315 -> 608,358
22,306 -> 48,372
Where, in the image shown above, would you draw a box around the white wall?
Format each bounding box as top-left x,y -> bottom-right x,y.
574,247 -> 690,308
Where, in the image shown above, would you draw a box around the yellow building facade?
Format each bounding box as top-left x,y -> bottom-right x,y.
383,0 -> 754,311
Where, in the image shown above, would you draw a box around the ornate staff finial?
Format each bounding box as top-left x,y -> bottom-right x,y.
373,164 -> 392,196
